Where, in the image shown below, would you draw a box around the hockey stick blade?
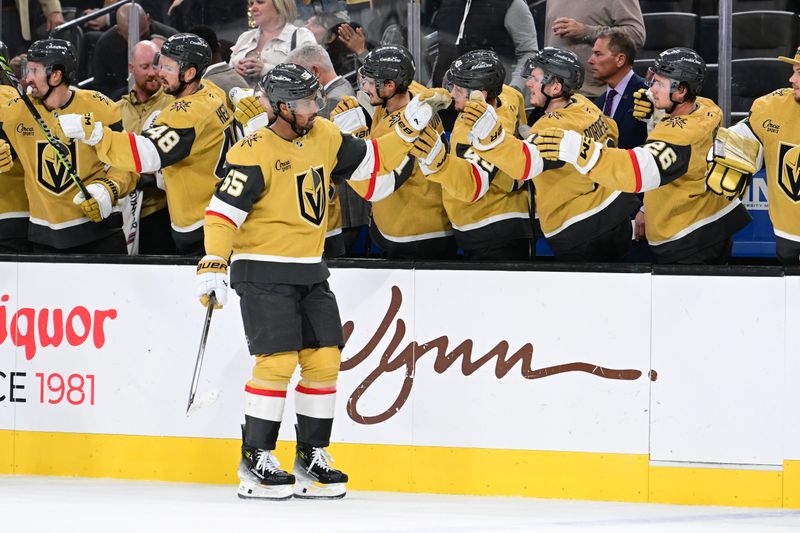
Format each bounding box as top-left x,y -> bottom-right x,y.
186,292 -> 216,415
0,56 -> 92,199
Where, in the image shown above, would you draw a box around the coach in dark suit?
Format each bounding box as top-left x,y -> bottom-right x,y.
590,30 -> 648,149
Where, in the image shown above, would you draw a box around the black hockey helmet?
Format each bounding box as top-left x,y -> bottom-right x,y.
27,38 -> 77,83
649,47 -> 705,96
157,33 -> 212,81
444,49 -> 505,100
358,45 -> 415,93
524,47 -> 584,95
260,63 -> 324,115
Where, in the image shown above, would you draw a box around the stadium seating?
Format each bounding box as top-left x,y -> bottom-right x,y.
731,10 -> 798,59
640,12 -> 699,60
639,0 -> 694,13
698,63 -> 719,101
696,15 -> 719,63
731,57 -> 791,113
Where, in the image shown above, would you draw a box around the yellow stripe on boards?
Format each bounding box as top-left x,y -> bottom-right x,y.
649,464 -> 783,508
3,430 -> 800,508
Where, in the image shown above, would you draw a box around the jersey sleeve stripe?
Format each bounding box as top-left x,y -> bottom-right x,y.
470,165 -> 482,203
128,132 -> 142,174
366,138 -> 379,200
295,385 -> 337,395
207,195 -> 248,227
521,141 -> 532,180
627,149 -> 643,193
244,385 -> 287,398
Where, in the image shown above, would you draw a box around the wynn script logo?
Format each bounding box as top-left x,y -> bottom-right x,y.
340,286 -> 654,425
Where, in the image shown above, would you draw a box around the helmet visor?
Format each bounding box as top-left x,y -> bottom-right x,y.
357,66 -> 376,92
285,89 -> 326,115
442,69 -> 454,92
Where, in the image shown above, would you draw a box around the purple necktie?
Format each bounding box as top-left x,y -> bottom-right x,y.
602,88 -> 617,117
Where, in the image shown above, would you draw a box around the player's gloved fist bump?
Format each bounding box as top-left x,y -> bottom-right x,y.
73,176 -> 120,223
57,113 -> 104,146
196,255 -> 228,309
331,95 -> 368,138
632,88 -> 654,121
704,128 -> 760,200
417,87 -> 453,113
234,95 -> 266,125
395,93 -> 434,142
0,140 -> 13,173
535,127 -> 603,174
464,90 -> 504,150
410,125 -> 447,175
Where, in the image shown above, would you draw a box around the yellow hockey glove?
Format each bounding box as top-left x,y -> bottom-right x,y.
331,95 -> 369,138
705,127 -> 761,200
417,87 -> 453,114
534,127 -> 603,174
196,255 -> 228,309
632,88 -> 654,121
0,140 -> 13,173
57,113 -> 104,146
234,94 -> 266,125
73,176 -> 120,223
463,90 -> 504,150
410,124 -> 447,175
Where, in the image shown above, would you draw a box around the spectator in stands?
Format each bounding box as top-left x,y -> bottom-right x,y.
305,13 -> 368,78
229,0 -> 316,87
545,0 -> 644,98
2,0 -> 64,57
116,40 -> 175,255
432,0 -> 539,91
189,25 -> 248,98
93,3 -> 178,98
288,43 -> 370,256
295,0 -> 347,20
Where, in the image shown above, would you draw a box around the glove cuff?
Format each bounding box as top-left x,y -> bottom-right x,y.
85,121 -> 104,146
92,176 -> 121,204
472,126 -> 505,151
243,112 -> 270,136
197,255 -> 228,273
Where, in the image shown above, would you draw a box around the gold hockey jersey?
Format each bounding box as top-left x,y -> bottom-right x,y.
736,88 -> 800,243
428,84 -> 531,250
474,93 -> 639,254
93,83 -> 236,251
204,117 -> 416,285
0,85 -> 28,241
0,89 -> 137,248
351,82 -> 454,258
583,97 -> 751,262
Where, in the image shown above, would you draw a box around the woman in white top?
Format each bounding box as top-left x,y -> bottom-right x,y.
228,0 -> 316,87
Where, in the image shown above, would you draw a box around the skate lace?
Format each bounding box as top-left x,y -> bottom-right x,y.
254,450 -> 282,475
307,447 -> 334,473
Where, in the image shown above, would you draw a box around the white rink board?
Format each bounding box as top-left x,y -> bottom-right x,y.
649,275 -> 785,466
1,261 -> 799,465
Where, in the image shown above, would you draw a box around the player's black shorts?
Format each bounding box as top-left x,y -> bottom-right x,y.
236,280 -> 344,355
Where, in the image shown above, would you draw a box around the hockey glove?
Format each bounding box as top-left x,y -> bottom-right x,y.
196,255 -> 228,309
234,94 -> 266,125
331,95 -> 369,138
463,90 -> 505,150
0,140 -> 13,173
534,128 -> 603,174
395,92 -> 434,142
73,176 -> 120,223
632,88 -> 654,121
705,127 -> 761,200
57,113 -> 104,146
410,124 -> 447,176
417,87 -> 453,114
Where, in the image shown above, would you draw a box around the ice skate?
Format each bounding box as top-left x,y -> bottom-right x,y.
292,445 -> 348,499
237,446 -> 295,500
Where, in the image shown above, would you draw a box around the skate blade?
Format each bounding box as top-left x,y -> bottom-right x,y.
237,481 -> 294,501
293,481 -> 347,500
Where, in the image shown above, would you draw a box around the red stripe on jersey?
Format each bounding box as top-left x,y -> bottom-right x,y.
521,142 -> 532,181
206,209 -> 238,228
628,149 -> 643,193
295,385 -> 337,395
470,165 -> 482,203
128,132 -> 142,174
245,385 -> 287,398
365,138 -> 379,201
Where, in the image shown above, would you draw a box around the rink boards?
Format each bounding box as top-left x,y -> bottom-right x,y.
0,261 -> 799,507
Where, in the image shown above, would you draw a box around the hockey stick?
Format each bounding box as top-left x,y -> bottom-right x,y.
0,55 -> 92,199
186,292 -> 216,414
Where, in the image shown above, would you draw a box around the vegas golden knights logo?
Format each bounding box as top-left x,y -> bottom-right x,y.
295,166 -> 326,225
778,143 -> 800,202
36,141 -> 78,194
